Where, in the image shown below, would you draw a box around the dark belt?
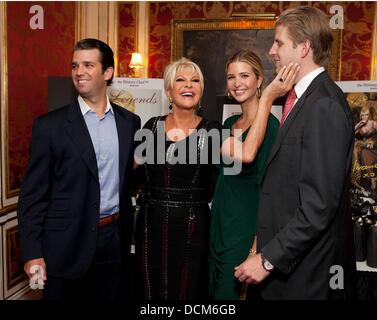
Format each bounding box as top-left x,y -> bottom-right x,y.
99,212 -> 120,228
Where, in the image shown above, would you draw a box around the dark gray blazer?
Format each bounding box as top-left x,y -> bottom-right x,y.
257,71 -> 356,299
17,101 -> 141,279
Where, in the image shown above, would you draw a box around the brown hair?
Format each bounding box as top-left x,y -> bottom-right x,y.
276,6 -> 333,67
226,50 -> 264,87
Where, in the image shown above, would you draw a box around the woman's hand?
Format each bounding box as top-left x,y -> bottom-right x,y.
262,63 -> 300,103
355,120 -> 367,132
221,64 -> 299,164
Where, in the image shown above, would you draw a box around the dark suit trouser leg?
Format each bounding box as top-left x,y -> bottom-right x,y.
43,222 -> 122,301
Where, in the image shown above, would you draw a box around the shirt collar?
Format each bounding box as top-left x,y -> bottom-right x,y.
294,67 -> 325,99
78,95 -> 113,115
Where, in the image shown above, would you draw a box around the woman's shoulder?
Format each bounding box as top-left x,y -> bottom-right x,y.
223,114 -> 241,128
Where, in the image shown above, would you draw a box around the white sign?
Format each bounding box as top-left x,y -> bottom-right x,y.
108,78 -> 168,127
336,81 -> 377,93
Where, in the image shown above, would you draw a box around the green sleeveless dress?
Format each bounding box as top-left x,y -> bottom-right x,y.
209,114 -> 279,299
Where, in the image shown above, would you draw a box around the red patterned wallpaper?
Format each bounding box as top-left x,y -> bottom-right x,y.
118,2 -> 137,77
341,2 -> 374,80
147,1 -> 374,80
5,2 -> 375,195
7,2 -> 75,192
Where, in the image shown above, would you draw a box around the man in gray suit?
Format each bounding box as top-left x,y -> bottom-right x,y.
235,6 -> 356,299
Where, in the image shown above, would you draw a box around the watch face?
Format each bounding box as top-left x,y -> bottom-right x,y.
263,260 -> 274,271
262,255 -> 274,271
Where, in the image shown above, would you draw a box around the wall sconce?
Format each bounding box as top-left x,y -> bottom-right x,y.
129,52 -> 144,78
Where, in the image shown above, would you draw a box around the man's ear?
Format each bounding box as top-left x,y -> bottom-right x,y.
104,67 -> 114,81
300,39 -> 311,58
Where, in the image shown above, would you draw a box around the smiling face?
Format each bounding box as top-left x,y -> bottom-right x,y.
361,109 -> 371,122
71,48 -> 113,100
269,25 -> 301,73
226,61 -> 262,104
167,66 -> 203,111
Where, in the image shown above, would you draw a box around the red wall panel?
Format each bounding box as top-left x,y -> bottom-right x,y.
118,2 -> 137,77
7,1 -> 75,192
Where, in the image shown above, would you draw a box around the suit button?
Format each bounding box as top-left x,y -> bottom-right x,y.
91,226 -> 96,232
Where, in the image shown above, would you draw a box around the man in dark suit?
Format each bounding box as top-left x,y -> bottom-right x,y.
17,38 -> 141,300
235,6 -> 356,299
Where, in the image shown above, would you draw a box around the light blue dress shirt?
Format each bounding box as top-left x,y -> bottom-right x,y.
78,96 -> 120,217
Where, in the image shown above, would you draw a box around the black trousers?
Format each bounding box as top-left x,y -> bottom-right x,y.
43,221 -> 123,301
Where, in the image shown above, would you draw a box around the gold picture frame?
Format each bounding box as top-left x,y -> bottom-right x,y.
1,3 -> 19,211
171,18 -> 341,122
172,17 -> 342,81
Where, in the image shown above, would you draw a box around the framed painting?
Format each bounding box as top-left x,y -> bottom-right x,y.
172,17 -> 342,122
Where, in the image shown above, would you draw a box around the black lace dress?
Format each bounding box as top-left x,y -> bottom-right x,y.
136,115 -> 221,300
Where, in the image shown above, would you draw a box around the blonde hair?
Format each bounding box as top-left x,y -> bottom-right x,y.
163,57 -> 204,92
360,106 -> 376,121
276,6 -> 333,67
226,50 -> 264,87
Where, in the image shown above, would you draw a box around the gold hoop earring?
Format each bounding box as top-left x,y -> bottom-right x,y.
227,91 -> 233,100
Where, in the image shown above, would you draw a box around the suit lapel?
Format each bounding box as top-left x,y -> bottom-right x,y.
113,104 -> 132,192
265,71 -> 329,169
64,101 -> 99,183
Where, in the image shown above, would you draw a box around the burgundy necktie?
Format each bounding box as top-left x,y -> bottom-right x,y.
280,88 -> 297,127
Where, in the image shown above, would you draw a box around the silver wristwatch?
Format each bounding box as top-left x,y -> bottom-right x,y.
261,253 -> 274,272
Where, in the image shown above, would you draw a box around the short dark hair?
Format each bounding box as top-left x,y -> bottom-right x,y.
74,38 -> 114,85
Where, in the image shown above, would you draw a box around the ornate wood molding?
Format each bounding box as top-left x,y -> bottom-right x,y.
75,1 -> 119,75
0,3 -> 19,210
135,2 -> 149,78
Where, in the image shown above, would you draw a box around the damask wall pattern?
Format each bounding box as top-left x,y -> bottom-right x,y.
7,2 -> 75,192
147,1 -> 374,80
6,1 -> 375,196
340,2 -> 374,80
118,2 -> 137,77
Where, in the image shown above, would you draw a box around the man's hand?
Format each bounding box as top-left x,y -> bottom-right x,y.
234,253 -> 270,284
262,63 -> 300,102
24,258 -> 47,290
24,258 -> 46,278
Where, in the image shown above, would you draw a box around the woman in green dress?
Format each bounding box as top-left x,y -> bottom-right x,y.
209,51 -> 281,299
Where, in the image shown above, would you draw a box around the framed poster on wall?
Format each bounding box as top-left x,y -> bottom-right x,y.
337,80 -> 377,271
108,78 -> 168,127
336,81 -> 377,205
